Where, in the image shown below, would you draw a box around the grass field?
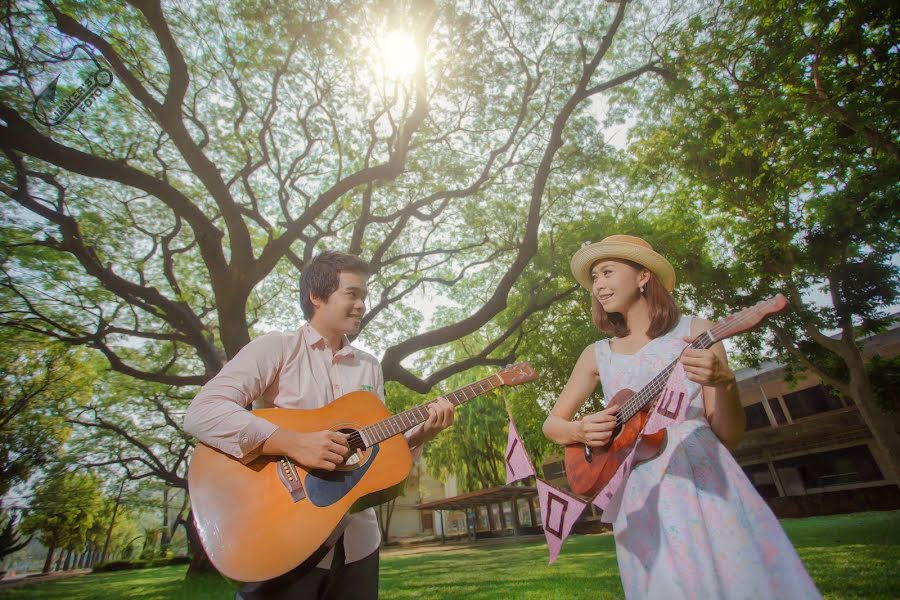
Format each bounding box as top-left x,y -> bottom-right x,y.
1,511 -> 897,599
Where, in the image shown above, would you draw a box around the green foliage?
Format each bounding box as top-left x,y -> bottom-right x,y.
0,330 -> 98,497
92,555 -> 191,573
868,355 -> 900,414
20,468 -> 105,553
0,511 -> 32,560
628,0 -> 899,393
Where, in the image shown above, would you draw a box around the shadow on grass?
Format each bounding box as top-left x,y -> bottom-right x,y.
1,511 -> 896,600
0,567 -> 236,600
380,534 -> 625,600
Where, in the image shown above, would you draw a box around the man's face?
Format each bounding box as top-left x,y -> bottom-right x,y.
310,271 -> 368,337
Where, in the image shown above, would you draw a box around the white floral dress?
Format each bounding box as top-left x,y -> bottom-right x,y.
595,316 -> 820,599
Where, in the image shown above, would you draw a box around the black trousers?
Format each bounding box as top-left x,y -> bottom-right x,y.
235,537 -> 379,600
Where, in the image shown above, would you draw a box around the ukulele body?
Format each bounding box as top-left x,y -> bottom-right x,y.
564,388 -> 667,496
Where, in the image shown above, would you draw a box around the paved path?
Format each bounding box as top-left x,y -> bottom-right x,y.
0,568 -> 92,589
382,534 -> 547,557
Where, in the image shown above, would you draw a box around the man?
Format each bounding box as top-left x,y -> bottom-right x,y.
184,251 -> 454,599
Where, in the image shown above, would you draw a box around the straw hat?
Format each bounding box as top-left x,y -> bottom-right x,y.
570,234 -> 676,292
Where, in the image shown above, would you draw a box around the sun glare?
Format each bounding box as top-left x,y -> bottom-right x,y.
378,30 -> 418,79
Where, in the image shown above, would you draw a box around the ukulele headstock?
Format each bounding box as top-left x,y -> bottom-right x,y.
497,362 -> 539,386
714,294 -> 789,340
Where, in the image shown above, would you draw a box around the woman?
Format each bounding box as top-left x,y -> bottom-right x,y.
543,234 -> 819,599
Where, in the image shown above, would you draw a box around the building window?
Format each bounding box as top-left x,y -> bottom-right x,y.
543,460 -> 565,480
773,445 -> 884,494
420,510 -> 434,532
742,463 -> 780,499
782,385 -> 845,420
767,397 -> 788,424
744,402 -> 771,430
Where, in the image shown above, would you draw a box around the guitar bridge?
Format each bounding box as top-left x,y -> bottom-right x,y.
277,456 -> 306,503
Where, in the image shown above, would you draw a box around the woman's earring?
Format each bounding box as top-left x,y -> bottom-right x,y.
640,286 -> 645,295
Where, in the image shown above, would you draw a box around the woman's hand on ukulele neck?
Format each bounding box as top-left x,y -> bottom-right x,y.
261,428 -> 350,471
577,405 -> 619,447
679,337 -> 737,389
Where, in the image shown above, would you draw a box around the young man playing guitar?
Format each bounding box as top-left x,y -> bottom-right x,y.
184,251 -> 454,599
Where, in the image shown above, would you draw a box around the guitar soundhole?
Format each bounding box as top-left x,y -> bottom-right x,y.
337,427 -> 369,471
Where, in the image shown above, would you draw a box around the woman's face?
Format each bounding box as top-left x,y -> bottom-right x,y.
590,260 -> 647,314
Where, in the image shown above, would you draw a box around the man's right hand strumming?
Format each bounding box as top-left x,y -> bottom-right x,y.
262,428 -> 350,471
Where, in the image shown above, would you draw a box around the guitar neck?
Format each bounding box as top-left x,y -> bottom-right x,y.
359,374 -> 504,447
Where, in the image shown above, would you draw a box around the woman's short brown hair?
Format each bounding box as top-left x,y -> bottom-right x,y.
590,259 -> 680,339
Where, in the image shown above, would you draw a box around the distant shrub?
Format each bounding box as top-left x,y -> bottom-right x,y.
92,556 -> 190,573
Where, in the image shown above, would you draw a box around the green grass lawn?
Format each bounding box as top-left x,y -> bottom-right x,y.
1,511 -> 897,599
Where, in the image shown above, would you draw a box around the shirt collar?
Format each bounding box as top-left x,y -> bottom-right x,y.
303,323 -> 355,358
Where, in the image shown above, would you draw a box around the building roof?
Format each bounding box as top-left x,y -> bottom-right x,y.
734,316 -> 900,387
415,485 -> 536,511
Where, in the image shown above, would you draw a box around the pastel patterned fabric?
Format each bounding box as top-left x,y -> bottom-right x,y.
594,316 -> 820,599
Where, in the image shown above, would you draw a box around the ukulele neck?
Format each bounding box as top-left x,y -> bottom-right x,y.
617,331 -> 715,423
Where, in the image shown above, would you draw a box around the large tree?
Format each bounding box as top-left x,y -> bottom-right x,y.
0,0 -> 680,390
630,0 -> 900,477
1,0 -> 703,570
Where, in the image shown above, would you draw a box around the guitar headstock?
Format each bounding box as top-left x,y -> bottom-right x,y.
497,362 -> 539,386
714,294 -> 789,341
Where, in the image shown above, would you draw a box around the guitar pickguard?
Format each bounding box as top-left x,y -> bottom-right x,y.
304,445 -> 380,507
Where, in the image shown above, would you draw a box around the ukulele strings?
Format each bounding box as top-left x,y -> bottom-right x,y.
612,307 -> 763,426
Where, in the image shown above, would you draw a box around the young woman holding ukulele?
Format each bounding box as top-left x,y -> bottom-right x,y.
543,235 -> 819,599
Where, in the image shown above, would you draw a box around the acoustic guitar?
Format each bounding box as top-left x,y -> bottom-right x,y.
188,362 -> 538,582
565,295 -> 789,496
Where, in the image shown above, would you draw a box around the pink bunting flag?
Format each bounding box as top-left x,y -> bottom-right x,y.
537,479 -> 587,564
505,420 -> 536,484
592,361 -> 690,513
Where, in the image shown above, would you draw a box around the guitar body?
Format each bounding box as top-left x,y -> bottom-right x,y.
187,391 -> 412,583
564,388 -> 666,496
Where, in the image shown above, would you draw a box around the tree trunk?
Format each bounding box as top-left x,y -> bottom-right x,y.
102,479 -> 125,564
54,549 -> 64,571
376,498 -> 397,544
42,544 -> 55,574
160,486 -> 170,556
183,510 -> 216,576
846,348 -> 900,484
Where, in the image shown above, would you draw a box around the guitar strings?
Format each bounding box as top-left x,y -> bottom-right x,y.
611,305 -> 770,427
346,374 -> 506,450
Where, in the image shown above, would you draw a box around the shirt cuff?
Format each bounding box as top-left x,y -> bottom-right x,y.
237,419 -> 279,464
404,423 -> 425,462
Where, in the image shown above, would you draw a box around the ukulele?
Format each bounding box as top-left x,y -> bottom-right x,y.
564,295 -> 789,497
188,362 -> 538,582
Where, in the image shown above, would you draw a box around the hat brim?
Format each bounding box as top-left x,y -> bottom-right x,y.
570,242 -> 676,292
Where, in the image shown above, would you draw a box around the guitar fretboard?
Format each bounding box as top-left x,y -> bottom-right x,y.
357,374 -> 504,448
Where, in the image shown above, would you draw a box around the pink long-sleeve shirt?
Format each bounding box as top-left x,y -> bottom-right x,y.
184,323 -> 416,567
